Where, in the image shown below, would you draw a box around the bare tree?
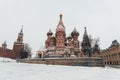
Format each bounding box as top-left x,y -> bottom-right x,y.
19,43 -> 32,59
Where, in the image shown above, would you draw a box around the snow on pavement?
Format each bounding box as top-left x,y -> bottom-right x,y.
0,62 -> 120,80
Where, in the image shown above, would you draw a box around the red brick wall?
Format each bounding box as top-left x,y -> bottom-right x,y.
13,44 -> 23,58
0,44 -> 23,59
0,48 -> 15,59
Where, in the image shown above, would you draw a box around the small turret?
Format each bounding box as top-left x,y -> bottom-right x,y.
2,41 -> 7,49
111,40 -> 119,47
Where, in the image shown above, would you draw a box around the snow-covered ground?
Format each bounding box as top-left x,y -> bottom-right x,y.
0,57 -> 16,62
0,61 -> 120,80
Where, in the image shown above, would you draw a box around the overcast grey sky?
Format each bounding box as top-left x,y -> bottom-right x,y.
0,0 -> 120,55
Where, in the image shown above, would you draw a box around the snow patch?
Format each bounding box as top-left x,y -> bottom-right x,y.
0,57 -> 16,62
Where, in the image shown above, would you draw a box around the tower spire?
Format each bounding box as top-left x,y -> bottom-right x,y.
20,25 -> 23,34
15,25 -> 24,44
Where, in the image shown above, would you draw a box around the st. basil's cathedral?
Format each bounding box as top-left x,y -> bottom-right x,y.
44,14 -> 88,57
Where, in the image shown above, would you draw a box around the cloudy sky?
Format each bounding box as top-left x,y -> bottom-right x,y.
0,0 -> 120,55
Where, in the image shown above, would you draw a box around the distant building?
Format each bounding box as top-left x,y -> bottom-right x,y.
43,14 -> 82,58
92,40 -> 120,65
0,27 -> 24,59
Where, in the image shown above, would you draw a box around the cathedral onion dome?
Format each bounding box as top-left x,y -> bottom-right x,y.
47,29 -> 53,36
71,27 -> 79,37
56,13 -> 65,32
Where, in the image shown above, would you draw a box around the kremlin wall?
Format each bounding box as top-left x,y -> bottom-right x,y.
0,28 -> 24,59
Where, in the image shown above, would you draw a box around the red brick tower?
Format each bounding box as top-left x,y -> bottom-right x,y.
13,26 -> 24,58
55,14 -> 66,55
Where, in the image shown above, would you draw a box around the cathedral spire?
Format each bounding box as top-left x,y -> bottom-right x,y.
84,27 -> 88,37
82,27 -> 89,43
56,13 -> 65,32
60,13 -> 62,21
57,13 -> 65,28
